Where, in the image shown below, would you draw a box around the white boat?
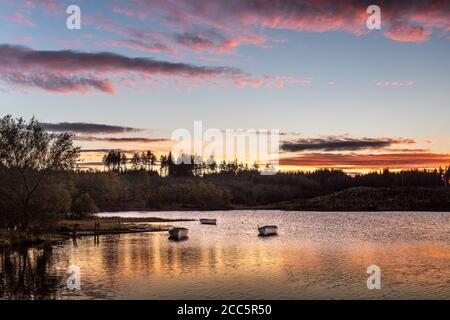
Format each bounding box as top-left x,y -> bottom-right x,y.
168,227 -> 189,240
200,218 -> 217,225
258,225 -> 278,236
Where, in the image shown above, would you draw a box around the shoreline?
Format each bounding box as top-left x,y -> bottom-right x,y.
96,187 -> 450,212
2,185 -> 450,249
2,209 -> 449,249
0,217 -> 195,249
98,207 -> 450,213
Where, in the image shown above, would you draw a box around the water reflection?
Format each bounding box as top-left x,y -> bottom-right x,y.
1,211 -> 449,299
0,247 -> 63,300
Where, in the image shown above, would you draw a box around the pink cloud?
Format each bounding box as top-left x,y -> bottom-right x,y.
173,31 -> 267,54
280,152 -> 450,169
236,75 -> 311,89
95,15 -> 167,41
0,44 -> 248,94
59,38 -> 85,48
95,39 -> 172,54
375,80 -> 414,87
111,5 -> 148,20
111,0 -> 449,44
384,24 -> 432,42
1,12 -> 35,27
94,14 -> 268,56
81,34 -> 95,39
0,44 -> 307,93
18,0 -> 60,15
14,35 -> 33,44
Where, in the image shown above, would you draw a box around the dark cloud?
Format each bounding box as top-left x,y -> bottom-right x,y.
174,32 -> 216,50
76,162 -> 104,167
74,136 -> 170,143
80,149 -> 148,153
79,149 -> 121,153
281,137 -> 415,152
42,122 -> 144,134
95,39 -> 172,54
0,44 -> 243,76
0,44 -> 246,93
172,31 -> 262,53
1,73 -> 115,94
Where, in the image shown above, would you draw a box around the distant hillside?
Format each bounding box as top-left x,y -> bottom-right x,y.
274,187 -> 450,211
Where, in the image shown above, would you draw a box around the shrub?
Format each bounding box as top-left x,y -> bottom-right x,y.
71,192 -> 99,218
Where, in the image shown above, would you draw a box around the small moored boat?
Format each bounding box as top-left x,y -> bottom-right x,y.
200,218 -> 217,225
168,227 -> 189,240
258,225 -> 278,236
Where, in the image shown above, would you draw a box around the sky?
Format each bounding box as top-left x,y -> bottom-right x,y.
0,0 -> 449,172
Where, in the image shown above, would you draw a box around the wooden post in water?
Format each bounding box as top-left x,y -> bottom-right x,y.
94,222 -> 100,244
72,224 -> 78,247
72,224 -> 78,238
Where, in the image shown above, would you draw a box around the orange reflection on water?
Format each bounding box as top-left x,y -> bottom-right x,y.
1,211 -> 449,299
52,233 -> 450,299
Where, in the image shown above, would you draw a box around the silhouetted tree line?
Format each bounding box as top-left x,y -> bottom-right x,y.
102,150 -> 264,177
61,166 -> 450,212
102,150 -> 158,173
1,115 -> 449,231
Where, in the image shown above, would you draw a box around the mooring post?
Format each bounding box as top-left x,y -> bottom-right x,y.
73,224 -> 78,238
72,224 -> 78,247
94,222 -> 100,244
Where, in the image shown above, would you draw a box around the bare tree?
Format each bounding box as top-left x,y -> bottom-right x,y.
141,151 -> 149,171
130,153 -> 142,171
120,152 -> 128,172
149,151 -> 157,172
159,154 -> 168,176
207,154 -> 217,173
0,115 -> 80,230
441,166 -> 449,188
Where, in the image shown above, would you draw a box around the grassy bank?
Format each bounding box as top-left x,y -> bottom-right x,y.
0,216 -> 195,248
0,231 -> 63,247
267,187 -> 450,211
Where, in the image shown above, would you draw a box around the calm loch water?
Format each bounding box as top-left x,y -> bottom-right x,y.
1,211 -> 449,299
